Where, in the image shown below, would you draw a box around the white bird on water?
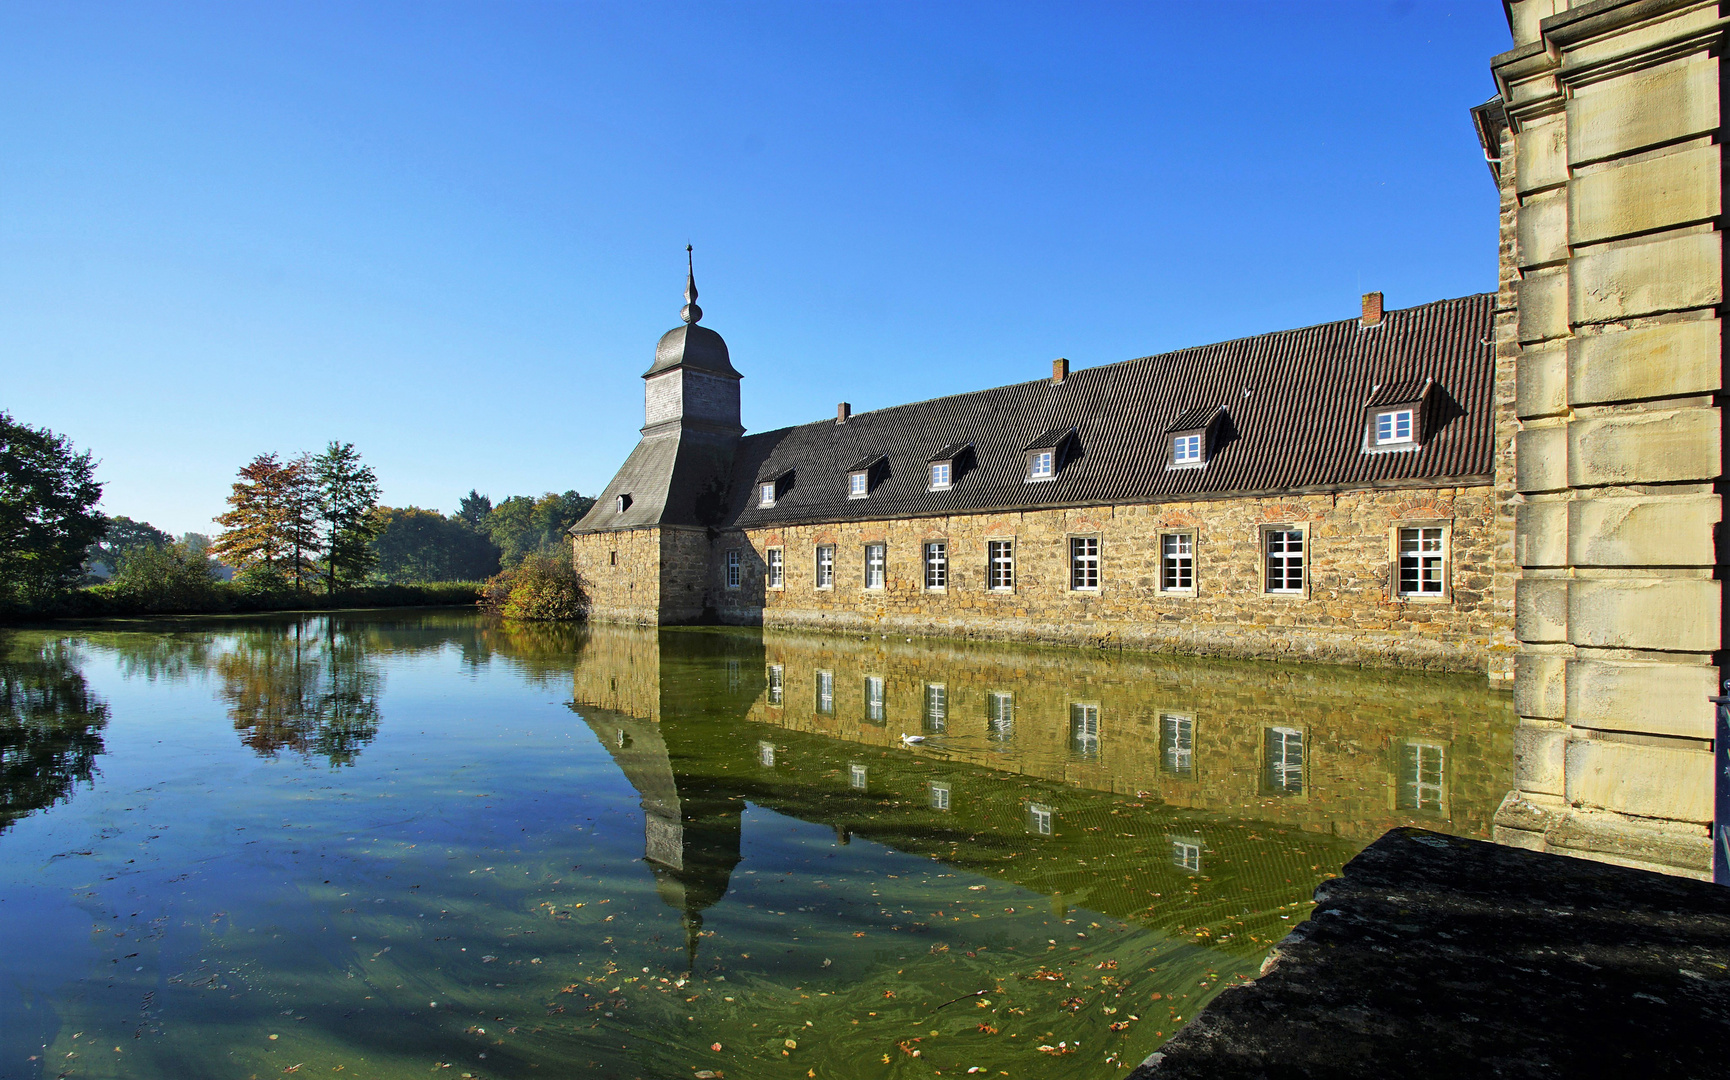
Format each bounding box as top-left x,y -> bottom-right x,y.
900,733 -> 926,745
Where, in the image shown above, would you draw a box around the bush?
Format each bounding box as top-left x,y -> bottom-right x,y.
232,563 -> 294,600
107,542 -> 221,613
480,553 -> 588,621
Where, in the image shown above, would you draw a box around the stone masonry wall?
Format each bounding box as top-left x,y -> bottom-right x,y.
573,527 -> 664,625
705,484 -> 1507,674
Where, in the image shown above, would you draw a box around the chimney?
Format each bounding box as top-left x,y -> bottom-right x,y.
1361,291 -> 1384,327
1052,357 -> 1069,384
837,402 -> 851,424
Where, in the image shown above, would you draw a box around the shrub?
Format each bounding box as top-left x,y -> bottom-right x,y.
107,542 -> 221,613
480,553 -> 588,621
232,563 -> 294,600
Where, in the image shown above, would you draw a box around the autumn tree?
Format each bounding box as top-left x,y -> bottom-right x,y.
0,412 -> 106,606
313,442 -> 381,595
211,454 -> 294,576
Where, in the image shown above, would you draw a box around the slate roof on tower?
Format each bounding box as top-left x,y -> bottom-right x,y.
715,293 -> 1495,529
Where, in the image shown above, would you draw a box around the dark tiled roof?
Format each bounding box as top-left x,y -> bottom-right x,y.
848,453 -> 887,473
928,442 -> 972,462
1167,406 -> 1221,433
1365,379 -> 1433,408
713,293 -> 1494,530
1023,427 -> 1075,452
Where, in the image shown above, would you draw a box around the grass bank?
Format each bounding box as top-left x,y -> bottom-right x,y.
1,581 -> 484,624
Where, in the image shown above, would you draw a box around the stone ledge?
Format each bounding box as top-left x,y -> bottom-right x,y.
1129,827 -> 1730,1080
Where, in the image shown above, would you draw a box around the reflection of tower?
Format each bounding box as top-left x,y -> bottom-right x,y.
581,708 -> 741,970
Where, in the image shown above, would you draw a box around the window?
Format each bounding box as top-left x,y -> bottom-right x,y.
988,540 -> 1014,590
1160,714 -> 1194,778
758,740 -> 776,767
1028,803 -> 1054,836
1266,727 -> 1304,795
609,550 -> 617,566
849,472 -> 869,498
849,763 -> 868,790
1172,433 -> 1202,465
759,482 -> 776,507
1264,529 -> 1304,594
864,544 -> 886,589
766,547 -> 784,588
1398,527 -> 1445,597
1376,408 -> 1415,444
725,549 -> 742,589
987,691 -> 1014,741
924,683 -> 947,733
1160,533 -> 1193,591
928,781 -> 951,811
1071,703 -> 1100,761
924,541 -> 947,589
815,669 -> 834,715
864,675 -> 886,724
1070,536 -> 1100,590
1028,450 -> 1054,480
815,545 -> 835,589
1171,837 -> 1202,873
1398,742 -> 1447,813
615,493 -> 631,514
767,664 -> 783,707
929,461 -> 951,489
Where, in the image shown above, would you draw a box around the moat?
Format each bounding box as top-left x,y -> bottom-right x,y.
0,612 -> 1514,1079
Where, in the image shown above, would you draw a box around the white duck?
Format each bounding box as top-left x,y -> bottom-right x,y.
899,733 -> 926,745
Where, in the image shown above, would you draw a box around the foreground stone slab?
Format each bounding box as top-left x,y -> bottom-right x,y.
1130,827 -> 1730,1079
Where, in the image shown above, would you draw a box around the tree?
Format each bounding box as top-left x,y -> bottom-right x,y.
369,507 -> 500,583
483,490 -> 595,568
456,490 -> 492,529
279,453 -> 322,591
0,412 -> 106,606
83,516 -> 173,580
211,454 -> 294,573
313,442 -> 381,595
479,552 -> 588,621
108,540 -> 220,612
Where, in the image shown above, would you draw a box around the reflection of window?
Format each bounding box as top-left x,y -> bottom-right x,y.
988,540 -> 1014,590
1398,527 -> 1445,597
1171,836 -> 1202,873
726,549 -> 742,589
924,683 -> 947,732
1160,714 -> 1194,778
766,664 -> 783,706
928,781 -> 951,810
815,545 -> 835,589
1161,533 -> 1194,592
1266,726 -> 1304,794
849,763 -> 868,790
816,670 -> 834,715
924,541 -> 947,589
864,676 -> 886,724
758,740 -> 776,767
1398,742 -> 1447,812
1028,802 -> 1054,836
987,691 -> 1014,741
1265,529 -> 1304,594
727,659 -> 741,693
766,547 -> 783,588
1070,703 -> 1100,761
1070,537 -> 1099,590
864,544 -> 886,589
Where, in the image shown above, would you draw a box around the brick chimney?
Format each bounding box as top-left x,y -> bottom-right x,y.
1052,357 -> 1069,384
1361,291 -> 1384,327
837,402 -> 851,424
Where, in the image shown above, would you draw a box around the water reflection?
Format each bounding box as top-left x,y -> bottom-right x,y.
0,635 -> 109,834
216,619 -> 384,766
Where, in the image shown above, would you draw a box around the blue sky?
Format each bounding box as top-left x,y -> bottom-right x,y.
1,2 -> 1511,536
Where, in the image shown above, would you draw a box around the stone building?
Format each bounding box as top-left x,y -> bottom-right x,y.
571,274 -> 1513,676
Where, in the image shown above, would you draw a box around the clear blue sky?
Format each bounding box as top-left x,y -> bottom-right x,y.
2,2 -> 1511,536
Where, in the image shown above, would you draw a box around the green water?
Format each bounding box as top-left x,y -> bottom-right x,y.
0,612 -> 1514,1079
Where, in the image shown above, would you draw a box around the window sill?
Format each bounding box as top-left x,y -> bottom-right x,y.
925,586 -> 948,593
988,587 -> 1016,594
1166,461 -> 1205,471
1395,594 -> 1451,604
814,585 -> 833,592
848,492 -> 870,500
1263,589 -> 1306,597
1025,474 -> 1057,483
1069,587 -> 1101,595
928,485 -> 952,493
1160,588 -> 1197,597
766,586 -> 784,592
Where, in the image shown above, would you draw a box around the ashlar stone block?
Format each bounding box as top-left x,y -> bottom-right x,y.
1518,270 -> 1571,343
1565,658 -> 1718,739
1570,145 -> 1720,245
1571,231 -> 1722,325
1514,652 -> 1567,719
1515,501 -> 1568,568
1515,578 -> 1569,644
1516,112 -> 1568,194
1563,737 -> 1712,823
1515,344 -> 1567,419
1567,408 -> 1721,487
1519,191 -> 1569,267
1512,721 -> 1567,796
1568,54 -> 1718,166
1566,578 -> 1720,652
1569,319 -> 1721,406
1515,425 -> 1568,493
1568,495 -> 1720,567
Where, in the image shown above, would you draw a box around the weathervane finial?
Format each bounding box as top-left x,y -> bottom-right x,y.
680,244 -> 702,325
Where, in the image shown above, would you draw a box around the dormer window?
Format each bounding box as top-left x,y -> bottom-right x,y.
1362,379 -> 1435,454
756,468 -> 793,507
615,493 -> 632,514
925,443 -> 970,491
1166,406 -> 1224,470
1023,428 -> 1075,483
847,454 -> 886,499
759,483 -> 776,507
929,462 -> 950,488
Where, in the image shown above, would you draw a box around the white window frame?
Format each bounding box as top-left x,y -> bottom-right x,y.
1266,726 -> 1305,795
864,675 -> 886,724
759,482 -> 776,507
849,763 -> 867,790
929,461 -> 951,490
766,664 -> 783,707
815,669 -> 834,714
1375,408 -> 1415,445
988,539 -> 1015,591
815,545 -> 835,589
1397,525 -> 1448,599
924,540 -> 947,590
928,781 -> 951,811
725,549 -> 742,589
1263,527 -> 1305,595
1161,713 -> 1194,778
1159,532 -> 1194,593
1070,702 -> 1101,761
849,471 -> 869,498
864,543 -> 886,590
1027,450 -> 1055,481
924,682 -> 947,732
1028,802 -> 1054,836
765,547 -> 784,589
1069,535 -> 1100,591
758,740 -> 776,767
1399,741 -> 1448,813
1172,432 -> 1202,466
987,691 -> 1014,741
1171,836 -> 1203,873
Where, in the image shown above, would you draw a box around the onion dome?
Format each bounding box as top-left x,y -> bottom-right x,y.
644,246 -> 741,379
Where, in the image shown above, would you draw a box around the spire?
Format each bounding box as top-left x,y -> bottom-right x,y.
680,244 -> 702,325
